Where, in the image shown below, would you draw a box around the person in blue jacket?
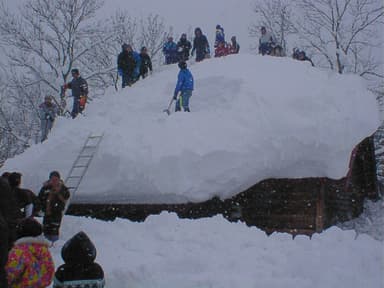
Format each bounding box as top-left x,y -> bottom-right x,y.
173,61 -> 194,112
163,37 -> 178,65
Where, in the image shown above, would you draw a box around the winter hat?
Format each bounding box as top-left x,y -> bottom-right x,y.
178,61 -> 187,69
17,218 -> 43,238
216,24 -> 221,29
49,170 -> 61,179
194,27 -> 202,34
8,172 -> 22,188
71,68 -> 79,75
62,231 -> 97,265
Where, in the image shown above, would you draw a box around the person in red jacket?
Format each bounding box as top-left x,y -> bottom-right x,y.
214,41 -> 229,57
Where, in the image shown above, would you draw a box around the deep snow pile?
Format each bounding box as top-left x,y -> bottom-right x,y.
1,54 -> 380,204
48,213 -> 383,288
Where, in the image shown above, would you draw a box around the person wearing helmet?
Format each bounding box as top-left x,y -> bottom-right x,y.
173,61 -> 194,112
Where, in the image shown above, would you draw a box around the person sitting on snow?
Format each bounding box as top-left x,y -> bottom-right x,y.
53,231 -> 105,288
214,41 -> 229,57
258,26 -> 276,55
228,36 -> 240,54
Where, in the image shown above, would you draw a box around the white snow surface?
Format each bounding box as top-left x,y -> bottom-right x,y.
48,213 -> 383,288
1,54 -> 380,204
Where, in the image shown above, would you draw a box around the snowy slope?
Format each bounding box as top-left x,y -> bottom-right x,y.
47,213 -> 383,288
1,54 -> 380,203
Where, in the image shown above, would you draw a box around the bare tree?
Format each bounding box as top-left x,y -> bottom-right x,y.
0,0 -> 117,104
138,14 -> 169,67
249,0 -> 297,53
294,0 -> 384,77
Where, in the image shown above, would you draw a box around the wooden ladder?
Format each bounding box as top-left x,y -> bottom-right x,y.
65,133 -> 104,198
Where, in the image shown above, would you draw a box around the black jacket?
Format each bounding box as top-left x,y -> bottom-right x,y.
54,231 -> 105,286
67,76 -> 88,99
117,50 -> 136,74
177,38 -> 192,60
139,53 -> 152,77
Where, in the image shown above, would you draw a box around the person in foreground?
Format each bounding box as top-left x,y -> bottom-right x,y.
53,231 -> 105,288
5,218 -> 55,288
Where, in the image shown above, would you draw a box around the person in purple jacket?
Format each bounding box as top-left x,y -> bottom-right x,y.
173,61 -> 194,112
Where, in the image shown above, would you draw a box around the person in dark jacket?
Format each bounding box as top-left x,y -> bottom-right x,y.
39,95 -> 59,142
176,33 -> 192,62
53,231 -> 105,288
191,27 -> 210,62
228,36 -> 240,54
63,69 -> 88,118
139,46 -> 153,79
8,172 -> 41,219
297,50 -> 314,66
39,171 -> 70,243
0,177 -> 11,288
173,61 -> 194,112
117,43 -> 137,88
0,174 -> 22,250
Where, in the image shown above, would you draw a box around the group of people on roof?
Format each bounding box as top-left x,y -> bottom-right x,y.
117,44 -> 153,88
257,26 -> 314,65
0,171 -> 106,287
162,25 -> 240,65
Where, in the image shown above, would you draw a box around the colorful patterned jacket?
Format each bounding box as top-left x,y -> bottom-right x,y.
6,236 -> 55,288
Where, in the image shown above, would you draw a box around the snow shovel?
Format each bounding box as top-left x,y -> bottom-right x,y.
163,96 -> 175,115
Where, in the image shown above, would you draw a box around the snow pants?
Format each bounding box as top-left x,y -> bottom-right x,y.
175,90 -> 192,112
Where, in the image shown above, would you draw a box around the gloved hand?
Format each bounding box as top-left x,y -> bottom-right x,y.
45,114 -> 53,121
118,68 -> 123,76
173,94 -> 178,100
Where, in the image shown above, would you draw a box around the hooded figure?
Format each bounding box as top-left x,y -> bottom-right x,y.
176,33 -> 192,62
5,218 -> 55,288
117,44 -> 137,88
191,27 -> 210,62
53,231 -> 105,288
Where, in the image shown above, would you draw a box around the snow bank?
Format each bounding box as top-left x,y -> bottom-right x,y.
1,54 -> 380,203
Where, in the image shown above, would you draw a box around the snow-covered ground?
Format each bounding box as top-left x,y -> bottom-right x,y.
46,213 -> 383,288
1,55 -> 379,204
